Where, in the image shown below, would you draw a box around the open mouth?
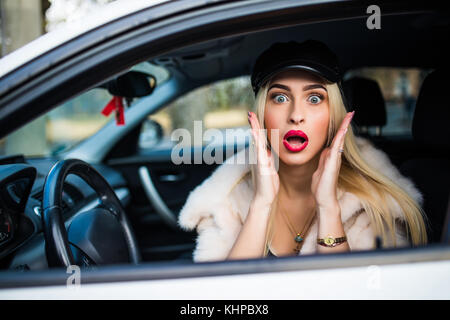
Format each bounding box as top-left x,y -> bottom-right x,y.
283,130 -> 309,152
286,136 -> 307,146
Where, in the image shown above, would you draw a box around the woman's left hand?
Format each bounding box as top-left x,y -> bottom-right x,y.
311,111 -> 355,211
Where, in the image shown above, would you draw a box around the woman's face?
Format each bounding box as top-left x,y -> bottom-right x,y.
264,69 -> 330,166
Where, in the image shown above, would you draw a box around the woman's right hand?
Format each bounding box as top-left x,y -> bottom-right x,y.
248,111 -> 280,206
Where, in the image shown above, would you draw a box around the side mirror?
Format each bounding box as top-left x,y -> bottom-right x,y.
139,119 -> 163,148
98,71 -> 156,98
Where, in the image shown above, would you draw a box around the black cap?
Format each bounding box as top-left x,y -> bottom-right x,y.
251,40 -> 342,95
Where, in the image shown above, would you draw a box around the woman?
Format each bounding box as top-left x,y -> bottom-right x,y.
178,40 -> 428,262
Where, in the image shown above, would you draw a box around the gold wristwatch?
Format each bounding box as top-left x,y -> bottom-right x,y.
317,235 -> 347,247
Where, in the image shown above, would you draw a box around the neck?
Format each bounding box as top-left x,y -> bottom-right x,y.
277,154 -> 320,200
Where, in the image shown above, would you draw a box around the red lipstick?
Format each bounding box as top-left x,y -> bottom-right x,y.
283,130 -> 309,152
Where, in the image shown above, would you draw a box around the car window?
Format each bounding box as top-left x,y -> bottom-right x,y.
0,62 -> 170,158
139,76 -> 254,150
0,88 -> 112,158
344,67 -> 432,136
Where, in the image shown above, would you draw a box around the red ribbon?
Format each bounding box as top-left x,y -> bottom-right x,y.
101,96 -> 125,125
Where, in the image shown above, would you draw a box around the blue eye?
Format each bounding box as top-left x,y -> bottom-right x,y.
273,94 -> 288,103
308,94 -> 322,104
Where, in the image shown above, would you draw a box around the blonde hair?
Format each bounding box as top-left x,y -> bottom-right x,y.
248,79 -> 428,256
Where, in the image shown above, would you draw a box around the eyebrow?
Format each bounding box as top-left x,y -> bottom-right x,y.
268,83 -> 327,92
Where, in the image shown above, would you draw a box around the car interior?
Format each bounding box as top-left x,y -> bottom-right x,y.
0,5 -> 449,272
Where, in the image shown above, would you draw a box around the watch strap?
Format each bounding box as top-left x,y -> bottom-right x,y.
317,236 -> 347,247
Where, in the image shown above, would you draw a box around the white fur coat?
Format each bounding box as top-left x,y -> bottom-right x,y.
178,137 -> 422,262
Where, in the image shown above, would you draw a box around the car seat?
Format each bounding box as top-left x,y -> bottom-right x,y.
399,69 -> 450,243
342,76 -> 387,138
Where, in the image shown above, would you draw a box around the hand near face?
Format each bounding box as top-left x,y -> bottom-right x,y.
311,111 -> 355,211
248,111 -> 280,205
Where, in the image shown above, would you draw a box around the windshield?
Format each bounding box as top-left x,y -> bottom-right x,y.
0,62 -> 169,158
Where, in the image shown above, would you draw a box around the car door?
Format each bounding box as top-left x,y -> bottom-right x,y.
2,0 -> 449,303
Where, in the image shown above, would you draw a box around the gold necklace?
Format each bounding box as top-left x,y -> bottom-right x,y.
280,206 -> 316,254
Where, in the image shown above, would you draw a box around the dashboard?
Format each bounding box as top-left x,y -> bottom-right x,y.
0,164 -> 35,261
0,155 -> 130,270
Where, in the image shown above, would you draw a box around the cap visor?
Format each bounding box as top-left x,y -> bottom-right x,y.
258,63 -> 339,89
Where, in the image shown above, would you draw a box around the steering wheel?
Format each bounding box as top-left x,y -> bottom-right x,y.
42,159 -> 141,268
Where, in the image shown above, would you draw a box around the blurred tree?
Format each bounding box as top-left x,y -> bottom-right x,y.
0,0 -> 49,56
45,0 -> 116,32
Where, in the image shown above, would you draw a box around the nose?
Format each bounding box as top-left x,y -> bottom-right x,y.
288,102 -> 305,125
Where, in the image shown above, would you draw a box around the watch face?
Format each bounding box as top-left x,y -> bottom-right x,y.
324,236 -> 335,246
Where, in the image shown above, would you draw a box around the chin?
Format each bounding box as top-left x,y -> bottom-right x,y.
279,150 -> 313,167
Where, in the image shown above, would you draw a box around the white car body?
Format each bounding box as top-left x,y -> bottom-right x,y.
2,259 -> 450,299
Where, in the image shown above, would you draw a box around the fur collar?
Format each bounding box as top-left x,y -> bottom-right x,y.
178,137 -> 422,261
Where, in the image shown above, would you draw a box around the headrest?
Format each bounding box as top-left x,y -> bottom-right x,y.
342,77 -> 386,127
413,69 -> 450,149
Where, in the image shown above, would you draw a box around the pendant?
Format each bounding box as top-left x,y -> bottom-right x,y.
295,234 -> 303,243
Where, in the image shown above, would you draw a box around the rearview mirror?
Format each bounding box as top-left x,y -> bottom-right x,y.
98,71 -> 156,98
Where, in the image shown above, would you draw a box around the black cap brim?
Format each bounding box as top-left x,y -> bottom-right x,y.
252,60 -> 340,95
